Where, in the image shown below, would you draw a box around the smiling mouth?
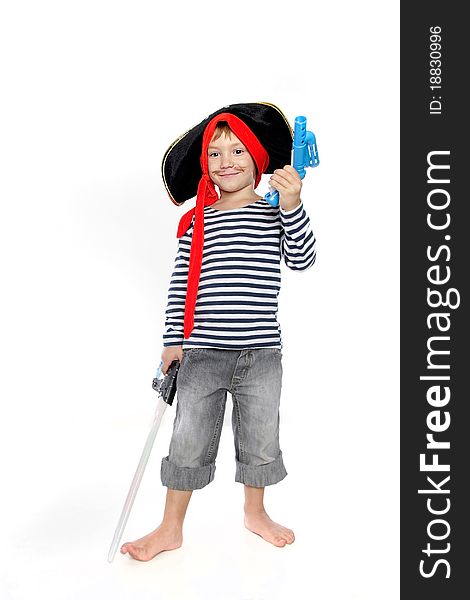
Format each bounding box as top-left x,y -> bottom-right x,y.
219,172 -> 241,177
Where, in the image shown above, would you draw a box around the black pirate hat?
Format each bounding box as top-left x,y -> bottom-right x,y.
161,102 -> 293,206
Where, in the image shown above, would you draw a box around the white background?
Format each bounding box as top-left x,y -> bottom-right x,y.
0,1 -> 399,599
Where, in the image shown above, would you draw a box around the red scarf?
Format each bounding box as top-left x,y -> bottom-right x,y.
176,113 -> 270,339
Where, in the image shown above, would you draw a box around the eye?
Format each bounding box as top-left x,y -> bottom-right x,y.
234,149 -> 244,155
209,151 -> 219,158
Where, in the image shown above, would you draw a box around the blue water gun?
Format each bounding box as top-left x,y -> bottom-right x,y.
265,115 -> 319,207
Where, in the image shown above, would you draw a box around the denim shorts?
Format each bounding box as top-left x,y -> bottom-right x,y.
161,348 -> 287,490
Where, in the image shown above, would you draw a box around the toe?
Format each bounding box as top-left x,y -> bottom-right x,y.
284,530 -> 295,543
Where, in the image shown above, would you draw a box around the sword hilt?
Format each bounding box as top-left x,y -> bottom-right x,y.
152,359 -> 179,406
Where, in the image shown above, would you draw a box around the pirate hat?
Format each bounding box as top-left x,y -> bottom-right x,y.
161,102 -> 293,206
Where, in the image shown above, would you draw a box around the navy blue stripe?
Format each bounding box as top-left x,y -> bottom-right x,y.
198,282 -> 280,291
199,271 -> 280,280
201,256 -> 280,266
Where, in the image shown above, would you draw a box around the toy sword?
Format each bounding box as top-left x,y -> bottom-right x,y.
265,115 -> 319,207
107,359 -> 179,562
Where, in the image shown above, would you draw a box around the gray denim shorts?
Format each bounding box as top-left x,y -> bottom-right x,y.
161,348 -> 287,490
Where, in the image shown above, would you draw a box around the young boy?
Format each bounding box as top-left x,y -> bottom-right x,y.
121,103 -> 316,561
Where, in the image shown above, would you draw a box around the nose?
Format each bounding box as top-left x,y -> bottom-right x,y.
219,151 -> 234,169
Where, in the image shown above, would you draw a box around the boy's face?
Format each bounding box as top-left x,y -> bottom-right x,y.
207,132 -> 257,193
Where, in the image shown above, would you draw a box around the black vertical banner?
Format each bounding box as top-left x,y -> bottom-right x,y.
401,3 -> 468,598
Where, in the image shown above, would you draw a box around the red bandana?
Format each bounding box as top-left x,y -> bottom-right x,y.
176,113 -> 270,339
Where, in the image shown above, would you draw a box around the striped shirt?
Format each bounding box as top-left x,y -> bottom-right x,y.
163,198 -> 316,349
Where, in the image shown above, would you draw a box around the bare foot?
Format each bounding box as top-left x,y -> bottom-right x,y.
120,524 -> 183,561
244,511 -> 295,547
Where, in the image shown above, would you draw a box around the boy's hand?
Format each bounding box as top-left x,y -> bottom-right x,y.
161,345 -> 183,374
269,165 -> 302,212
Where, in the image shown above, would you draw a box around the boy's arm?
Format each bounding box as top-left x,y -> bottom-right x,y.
269,165 -> 316,271
163,230 -> 192,346
279,201 -> 317,271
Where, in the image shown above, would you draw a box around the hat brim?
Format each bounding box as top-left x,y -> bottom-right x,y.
162,102 -> 293,206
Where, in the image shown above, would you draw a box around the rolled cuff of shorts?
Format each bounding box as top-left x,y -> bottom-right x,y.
235,452 -> 287,487
160,456 -> 216,491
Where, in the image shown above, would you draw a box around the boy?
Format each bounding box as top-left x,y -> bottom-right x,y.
121,103 -> 316,561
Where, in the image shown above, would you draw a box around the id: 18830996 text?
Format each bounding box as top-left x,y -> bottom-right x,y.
429,26 -> 443,115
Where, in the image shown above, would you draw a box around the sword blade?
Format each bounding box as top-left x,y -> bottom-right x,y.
107,397 -> 168,562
